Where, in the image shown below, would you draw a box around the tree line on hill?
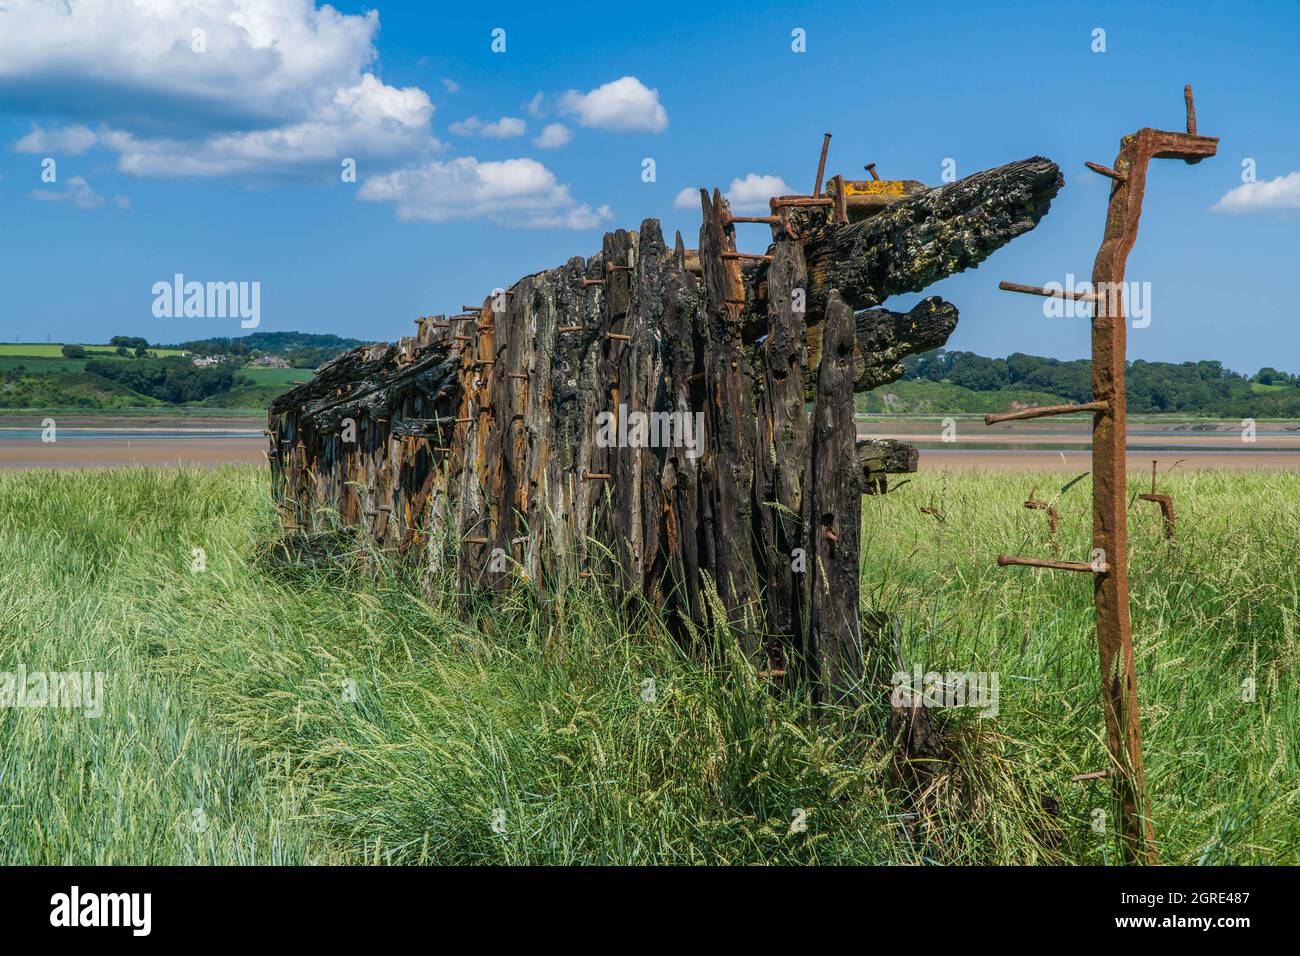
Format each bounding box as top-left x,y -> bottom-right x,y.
899,350 -> 1300,417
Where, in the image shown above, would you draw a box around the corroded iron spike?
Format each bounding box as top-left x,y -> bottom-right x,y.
813,132 -> 831,197
1071,769 -> 1118,782
769,196 -> 834,209
999,280 -> 1101,302
998,555 -> 1107,573
984,401 -> 1108,425
1085,161 -> 1127,182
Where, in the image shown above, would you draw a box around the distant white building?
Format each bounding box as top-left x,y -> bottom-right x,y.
251,354 -> 291,368
192,355 -> 223,367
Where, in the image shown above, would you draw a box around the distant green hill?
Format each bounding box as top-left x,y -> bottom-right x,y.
859,380 -> 1068,415
169,331 -> 367,367
0,337 -> 324,413
883,349 -> 1300,418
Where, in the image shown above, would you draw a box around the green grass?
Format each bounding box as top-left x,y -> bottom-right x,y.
0,356 -> 89,373
0,466 -> 1295,864
238,366 -> 313,386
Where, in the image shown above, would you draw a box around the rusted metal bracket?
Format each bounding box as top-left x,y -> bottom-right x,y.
1138,460 -> 1177,539
1024,486 -> 1060,535
989,85 -> 1217,865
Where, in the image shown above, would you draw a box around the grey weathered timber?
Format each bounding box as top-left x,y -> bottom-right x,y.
807,292 -> 865,701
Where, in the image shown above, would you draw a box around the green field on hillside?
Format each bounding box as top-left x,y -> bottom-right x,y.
238,366 -> 313,386
0,467 -> 1295,864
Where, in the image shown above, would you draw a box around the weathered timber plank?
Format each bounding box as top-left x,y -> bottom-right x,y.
808,291 -> 864,702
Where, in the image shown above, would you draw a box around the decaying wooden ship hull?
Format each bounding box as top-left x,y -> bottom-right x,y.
269,155 -> 1063,697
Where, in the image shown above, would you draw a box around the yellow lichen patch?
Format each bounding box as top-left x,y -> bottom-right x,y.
844,179 -> 910,197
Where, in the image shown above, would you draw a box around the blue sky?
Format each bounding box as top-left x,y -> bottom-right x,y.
1,0 -> 1297,374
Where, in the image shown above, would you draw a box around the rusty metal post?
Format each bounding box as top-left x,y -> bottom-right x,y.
992,86 -> 1216,864
1087,85 -> 1216,863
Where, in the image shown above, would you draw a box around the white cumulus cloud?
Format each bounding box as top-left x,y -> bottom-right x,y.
673,187 -> 702,210
358,156 -> 611,229
450,116 -> 527,139
0,0 -> 439,177
1212,171 -> 1300,214
724,173 -> 791,213
557,76 -> 667,132
29,175 -> 127,211
15,124 -> 98,155
533,123 -> 572,149
672,174 -> 791,213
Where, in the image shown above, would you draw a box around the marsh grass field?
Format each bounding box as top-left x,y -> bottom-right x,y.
0,465 -> 1295,864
